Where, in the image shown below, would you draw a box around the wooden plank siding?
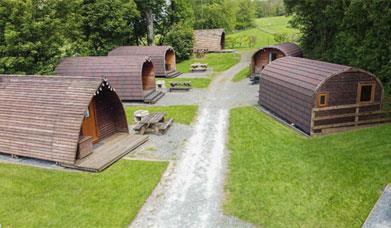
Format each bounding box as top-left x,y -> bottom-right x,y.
55,56 -> 155,101
259,57 -> 385,135
0,75 -> 129,165
108,46 -> 177,77
193,29 -> 225,52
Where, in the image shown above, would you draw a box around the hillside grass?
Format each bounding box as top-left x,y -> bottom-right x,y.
176,53 -> 240,73
232,67 -> 250,82
0,160 -> 167,227
225,106 -> 391,227
226,16 -> 299,49
256,16 -> 298,34
126,105 -> 198,125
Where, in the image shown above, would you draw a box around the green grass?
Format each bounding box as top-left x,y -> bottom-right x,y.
226,28 -> 275,49
176,53 -> 241,73
161,77 -> 211,89
0,160 -> 167,227
255,16 -> 298,34
226,16 -> 299,49
225,106 -> 391,227
125,105 -> 198,125
232,67 -> 250,82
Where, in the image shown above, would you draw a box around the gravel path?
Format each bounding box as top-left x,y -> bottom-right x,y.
126,123 -> 193,161
179,69 -> 213,78
363,184 -> 391,228
130,54 -> 258,227
130,52 -> 257,228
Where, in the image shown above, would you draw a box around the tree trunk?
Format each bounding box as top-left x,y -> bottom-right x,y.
146,9 -> 154,46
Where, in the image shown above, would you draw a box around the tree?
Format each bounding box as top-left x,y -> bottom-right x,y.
164,23 -> 194,61
235,0 -> 256,30
134,0 -> 166,46
192,0 -> 237,32
0,0 -> 73,74
157,0 -> 195,45
77,0 -> 139,55
168,0 -> 195,27
285,0 -> 391,90
255,0 -> 286,18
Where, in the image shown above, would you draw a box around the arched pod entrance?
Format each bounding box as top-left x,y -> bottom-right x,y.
107,46 -> 179,78
142,61 -> 156,91
251,43 -> 303,77
165,49 -> 176,72
220,32 -> 225,50
80,84 -> 128,145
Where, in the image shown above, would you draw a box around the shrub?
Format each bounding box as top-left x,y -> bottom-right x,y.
164,23 -> 194,61
273,32 -> 299,43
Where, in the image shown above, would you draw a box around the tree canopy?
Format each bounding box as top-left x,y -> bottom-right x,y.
285,0 -> 391,90
0,0 -> 258,74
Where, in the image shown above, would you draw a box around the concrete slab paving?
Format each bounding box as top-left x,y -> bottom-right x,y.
363,184 -> 391,228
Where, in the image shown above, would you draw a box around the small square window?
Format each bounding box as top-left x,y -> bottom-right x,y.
317,93 -> 328,107
269,52 -> 277,63
84,110 -> 90,118
358,82 -> 375,104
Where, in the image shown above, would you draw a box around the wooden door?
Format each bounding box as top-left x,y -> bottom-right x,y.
81,99 -> 98,143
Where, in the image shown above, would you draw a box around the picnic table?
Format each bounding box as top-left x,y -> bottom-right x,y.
194,49 -> 208,58
190,63 -> 208,72
133,112 -> 173,135
169,81 -> 192,92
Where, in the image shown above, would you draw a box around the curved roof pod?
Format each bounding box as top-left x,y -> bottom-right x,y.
55,56 -> 155,101
108,46 -> 177,77
0,76 -> 128,165
259,57 -> 384,134
193,28 -> 225,52
251,42 -> 303,75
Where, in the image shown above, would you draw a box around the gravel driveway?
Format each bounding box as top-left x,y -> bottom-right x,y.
130,52 -> 257,228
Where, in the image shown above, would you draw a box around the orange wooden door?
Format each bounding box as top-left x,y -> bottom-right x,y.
81,99 -> 98,143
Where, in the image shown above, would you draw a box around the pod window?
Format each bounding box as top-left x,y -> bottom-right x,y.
358,82 -> 376,104
317,93 -> 328,107
269,52 -> 277,63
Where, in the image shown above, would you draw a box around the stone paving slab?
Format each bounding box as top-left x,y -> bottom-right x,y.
363,184 -> 391,228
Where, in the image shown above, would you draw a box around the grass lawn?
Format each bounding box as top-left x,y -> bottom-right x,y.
126,105 -> 198,125
226,16 -> 299,49
160,77 -> 211,89
232,67 -> 250,82
225,106 -> 391,227
0,160 -> 167,227
256,16 -> 298,34
176,53 -> 240,73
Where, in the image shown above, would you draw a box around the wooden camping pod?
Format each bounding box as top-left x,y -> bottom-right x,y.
55,56 -> 157,102
251,42 -> 302,77
193,28 -> 225,52
259,57 -> 387,135
0,75 -> 129,165
108,46 -> 180,78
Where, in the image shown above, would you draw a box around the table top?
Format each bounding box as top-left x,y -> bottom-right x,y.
139,112 -> 165,124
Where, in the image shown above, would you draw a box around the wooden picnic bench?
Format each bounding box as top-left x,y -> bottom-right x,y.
194,49 -> 208,58
169,81 -> 192,92
133,112 -> 173,135
190,63 -> 208,72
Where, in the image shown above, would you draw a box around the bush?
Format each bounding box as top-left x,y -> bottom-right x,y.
164,23 -> 194,61
226,35 -> 257,49
273,32 -> 299,43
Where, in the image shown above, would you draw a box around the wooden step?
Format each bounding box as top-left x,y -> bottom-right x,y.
166,71 -> 182,78
144,91 -> 165,104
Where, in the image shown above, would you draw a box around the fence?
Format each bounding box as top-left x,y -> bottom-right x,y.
311,100 -> 391,135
